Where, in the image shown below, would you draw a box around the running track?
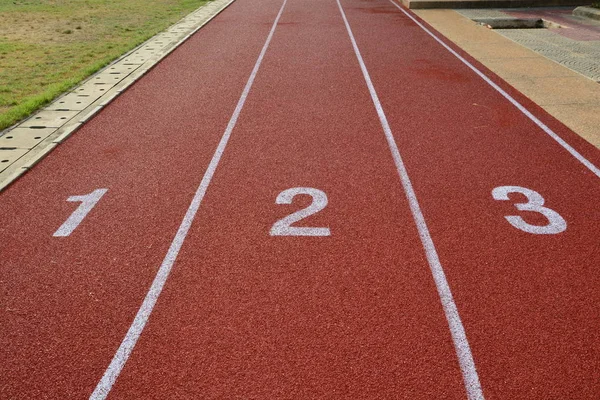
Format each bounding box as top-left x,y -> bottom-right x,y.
1,0 -> 599,398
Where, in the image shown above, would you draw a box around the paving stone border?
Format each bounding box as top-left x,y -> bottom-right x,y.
0,0 -> 236,191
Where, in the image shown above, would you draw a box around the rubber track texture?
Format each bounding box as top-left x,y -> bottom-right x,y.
102,0 -> 469,397
0,0 -> 284,397
341,0 -> 600,398
0,0 -> 598,398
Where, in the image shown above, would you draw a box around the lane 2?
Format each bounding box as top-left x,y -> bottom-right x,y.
99,0 -> 471,398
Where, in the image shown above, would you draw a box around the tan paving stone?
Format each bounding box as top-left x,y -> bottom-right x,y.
19,111 -> 79,128
46,93 -> 101,111
542,103 -> 600,148
120,55 -> 149,65
88,71 -> 129,85
458,40 -> 539,59
72,82 -> 115,96
418,12 -> 506,42
481,56 -> 580,79
105,64 -> 140,75
0,128 -> 55,149
508,76 -> 600,105
0,149 -> 28,172
142,38 -> 171,52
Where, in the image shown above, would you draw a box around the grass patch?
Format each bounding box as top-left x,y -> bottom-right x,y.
592,2 -> 600,9
0,0 -> 210,131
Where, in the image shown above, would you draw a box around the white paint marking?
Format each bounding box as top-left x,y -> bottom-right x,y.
335,1 -> 484,399
389,0 -> 600,180
492,186 -> 567,234
53,188 -> 108,237
89,0 -> 288,397
271,187 -> 331,236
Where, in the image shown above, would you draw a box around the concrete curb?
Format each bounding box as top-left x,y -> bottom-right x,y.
0,0 -> 236,192
573,6 -> 600,21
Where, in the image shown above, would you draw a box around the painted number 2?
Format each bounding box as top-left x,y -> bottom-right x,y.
54,188 -> 108,237
492,186 -> 566,235
270,187 -> 330,236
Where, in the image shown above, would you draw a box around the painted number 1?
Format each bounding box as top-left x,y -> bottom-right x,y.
270,187 -> 330,236
53,188 -> 108,237
492,186 -> 566,235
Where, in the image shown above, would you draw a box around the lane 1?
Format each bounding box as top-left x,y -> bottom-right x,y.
0,0 -> 285,397
341,0 -> 600,398
101,0 -> 472,398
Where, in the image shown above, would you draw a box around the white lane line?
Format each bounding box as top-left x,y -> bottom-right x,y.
335,1 -> 485,399
389,0 -> 600,179
89,0 -> 288,398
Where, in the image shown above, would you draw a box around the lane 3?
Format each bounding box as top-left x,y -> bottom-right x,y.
0,0 -> 285,397
341,0 -> 600,398
103,0 -> 473,397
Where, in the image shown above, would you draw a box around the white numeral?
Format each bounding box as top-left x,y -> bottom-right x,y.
270,187 -> 330,236
54,188 -> 108,237
492,186 -> 566,235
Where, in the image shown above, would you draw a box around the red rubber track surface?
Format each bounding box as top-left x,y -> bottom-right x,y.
106,0 -> 466,397
0,0 -> 599,398
0,0 -> 282,397
342,0 -> 600,398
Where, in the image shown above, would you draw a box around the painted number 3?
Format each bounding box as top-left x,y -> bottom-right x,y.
492,186 -> 566,235
270,187 -> 331,237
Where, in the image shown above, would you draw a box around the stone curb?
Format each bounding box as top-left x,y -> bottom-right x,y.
573,6 -> 600,21
0,0 -> 236,192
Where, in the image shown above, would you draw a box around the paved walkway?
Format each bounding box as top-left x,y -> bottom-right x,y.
459,7 -> 600,81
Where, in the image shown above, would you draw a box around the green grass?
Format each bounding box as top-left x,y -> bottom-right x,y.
0,0 -> 210,131
592,2 -> 600,9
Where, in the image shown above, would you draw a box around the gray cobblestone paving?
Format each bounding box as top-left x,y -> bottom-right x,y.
458,8 -> 600,82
